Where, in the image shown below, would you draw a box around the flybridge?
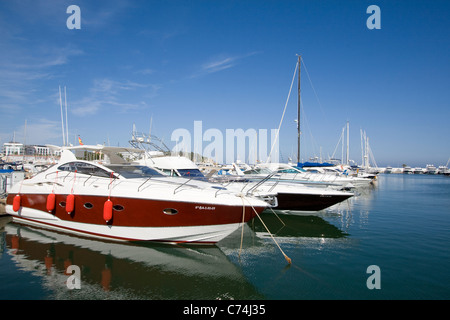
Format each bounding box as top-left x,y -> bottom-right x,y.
62,145 -> 145,164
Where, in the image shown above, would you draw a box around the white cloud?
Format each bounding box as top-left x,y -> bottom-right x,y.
0,44 -> 84,115
135,68 -> 155,75
23,119 -> 63,145
0,119 -> 62,145
191,52 -> 261,78
70,78 -> 160,116
9,46 -> 84,70
70,98 -> 103,116
202,57 -> 236,73
0,103 -> 21,114
80,0 -> 133,28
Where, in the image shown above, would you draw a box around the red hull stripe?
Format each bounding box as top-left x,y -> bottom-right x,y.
6,193 -> 262,228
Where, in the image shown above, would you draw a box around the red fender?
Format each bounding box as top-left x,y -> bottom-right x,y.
103,199 -> 113,222
66,194 -> 75,213
46,193 -> 56,212
12,194 -> 21,212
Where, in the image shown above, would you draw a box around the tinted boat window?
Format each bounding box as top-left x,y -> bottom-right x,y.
177,169 -> 204,178
244,168 -> 272,175
57,162 -> 112,178
105,165 -> 163,179
278,169 -> 300,173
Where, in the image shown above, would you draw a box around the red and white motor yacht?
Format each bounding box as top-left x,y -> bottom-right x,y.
5,148 -> 268,244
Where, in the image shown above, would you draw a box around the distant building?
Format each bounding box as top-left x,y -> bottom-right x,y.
2,142 -> 24,156
25,145 -> 53,156
2,142 -> 61,161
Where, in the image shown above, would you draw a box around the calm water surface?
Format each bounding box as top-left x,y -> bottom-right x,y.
1,174 -> 449,300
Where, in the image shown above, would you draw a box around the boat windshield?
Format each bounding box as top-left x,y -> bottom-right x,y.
278,168 -> 303,174
105,165 -> 163,179
243,168 -> 273,175
57,161 -> 112,178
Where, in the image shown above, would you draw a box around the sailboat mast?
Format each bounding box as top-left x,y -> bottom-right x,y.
297,55 -> 301,164
346,120 -> 349,165
59,86 -> 66,146
65,86 -> 69,146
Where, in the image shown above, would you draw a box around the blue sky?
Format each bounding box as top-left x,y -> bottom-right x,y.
0,0 -> 449,167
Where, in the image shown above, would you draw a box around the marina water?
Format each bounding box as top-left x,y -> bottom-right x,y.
1,174 -> 449,300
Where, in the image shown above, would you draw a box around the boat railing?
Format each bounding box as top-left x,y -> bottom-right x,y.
173,177 -> 194,194
138,177 -> 152,192
108,174 -> 118,189
62,171 -> 73,182
45,171 -> 58,179
45,168 -> 204,194
245,171 -> 277,195
267,179 -> 280,193
215,181 -> 233,197
83,173 -> 95,186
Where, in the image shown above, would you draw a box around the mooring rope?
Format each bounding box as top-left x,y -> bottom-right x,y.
70,170 -> 77,194
267,206 -> 285,226
52,171 -> 58,194
239,195 -> 246,259
244,197 -> 292,264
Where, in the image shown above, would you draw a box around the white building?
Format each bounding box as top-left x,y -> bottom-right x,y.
2,142 -> 24,156
2,143 -> 61,160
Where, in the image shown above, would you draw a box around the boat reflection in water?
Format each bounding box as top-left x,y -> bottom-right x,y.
3,221 -> 264,300
218,209 -> 352,282
248,211 -> 349,240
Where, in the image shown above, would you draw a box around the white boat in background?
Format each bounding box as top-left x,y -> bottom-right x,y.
142,155 -> 354,213
234,181 -> 354,212
425,164 -> 437,174
414,167 -> 425,174
438,158 -> 450,175
5,147 -> 268,244
403,166 -> 413,174
438,165 -> 449,175
245,163 -> 373,189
